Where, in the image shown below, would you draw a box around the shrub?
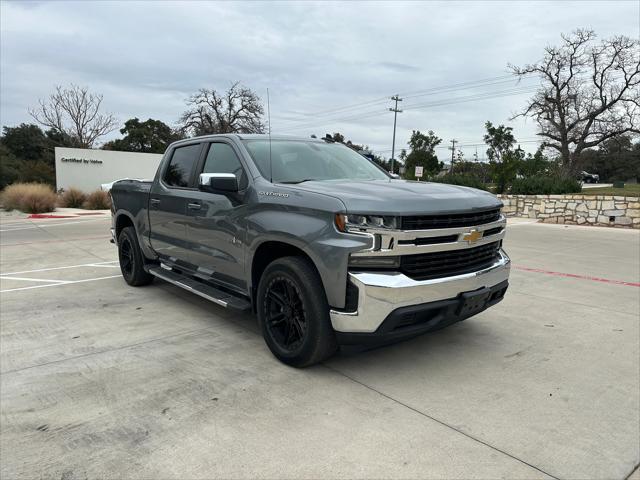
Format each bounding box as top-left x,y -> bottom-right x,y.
509,175 -> 582,195
59,187 -> 87,208
1,182 -> 57,213
83,190 -> 111,210
429,173 -> 489,191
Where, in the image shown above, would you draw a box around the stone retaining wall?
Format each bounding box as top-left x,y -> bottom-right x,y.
498,194 -> 639,228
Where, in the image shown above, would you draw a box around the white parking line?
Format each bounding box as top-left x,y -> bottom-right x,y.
0,218 -> 109,232
2,261 -> 118,276
0,275 -> 122,293
0,276 -> 69,284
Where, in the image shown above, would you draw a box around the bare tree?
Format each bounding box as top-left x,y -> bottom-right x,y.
511,29 -> 640,173
29,85 -> 118,148
180,82 -> 265,136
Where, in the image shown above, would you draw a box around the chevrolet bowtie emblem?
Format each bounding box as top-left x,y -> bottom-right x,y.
462,229 -> 483,244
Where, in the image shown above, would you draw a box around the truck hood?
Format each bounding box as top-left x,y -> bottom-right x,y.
284,179 -> 502,215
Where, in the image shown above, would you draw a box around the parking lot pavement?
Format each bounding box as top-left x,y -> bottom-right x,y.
1,216 -> 638,479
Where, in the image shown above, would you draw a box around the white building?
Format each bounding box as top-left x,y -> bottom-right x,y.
55,147 -> 163,192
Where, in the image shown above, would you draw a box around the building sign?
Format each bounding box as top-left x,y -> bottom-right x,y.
56,147 -> 163,191
61,157 -> 103,165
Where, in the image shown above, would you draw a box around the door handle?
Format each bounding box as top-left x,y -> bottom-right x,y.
187,202 -> 202,210
150,198 -> 161,207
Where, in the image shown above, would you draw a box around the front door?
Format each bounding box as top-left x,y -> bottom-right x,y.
185,141 -> 250,293
149,142 -> 203,264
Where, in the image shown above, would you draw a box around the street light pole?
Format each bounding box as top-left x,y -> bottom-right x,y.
389,95 -> 402,173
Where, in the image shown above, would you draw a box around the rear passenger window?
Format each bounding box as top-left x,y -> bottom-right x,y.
202,143 -> 248,189
164,144 -> 201,187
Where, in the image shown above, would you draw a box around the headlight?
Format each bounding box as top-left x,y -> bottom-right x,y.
335,213 -> 398,232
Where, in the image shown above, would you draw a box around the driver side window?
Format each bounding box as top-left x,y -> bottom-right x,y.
202,143 -> 248,190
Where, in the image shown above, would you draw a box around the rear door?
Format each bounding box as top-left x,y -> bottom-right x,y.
149,142 -> 204,264
185,140 -> 250,293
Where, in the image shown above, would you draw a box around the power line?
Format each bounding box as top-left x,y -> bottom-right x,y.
277,85 -> 540,133
401,75 -> 538,100
276,73 -> 539,123
402,86 -> 539,111
274,70 -> 621,128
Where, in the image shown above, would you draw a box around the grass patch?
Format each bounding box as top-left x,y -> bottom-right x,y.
59,188 -> 87,208
83,190 -> 111,210
582,184 -> 640,197
1,183 -> 58,213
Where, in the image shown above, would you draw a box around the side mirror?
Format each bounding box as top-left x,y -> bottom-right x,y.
199,173 -> 238,192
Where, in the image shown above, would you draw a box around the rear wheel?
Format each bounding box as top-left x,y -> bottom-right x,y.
118,226 -> 153,286
257,256 -> 337,367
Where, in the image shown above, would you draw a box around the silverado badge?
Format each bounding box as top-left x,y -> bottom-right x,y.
462,229 -> 483,244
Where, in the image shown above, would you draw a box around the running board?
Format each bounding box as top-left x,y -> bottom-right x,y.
147,266 -> 251,311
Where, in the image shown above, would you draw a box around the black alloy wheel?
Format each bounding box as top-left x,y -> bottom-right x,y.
256,256 -> 337,367
119,236 -> 134,276
264,276 -> 308,351
118,226 -> 154,286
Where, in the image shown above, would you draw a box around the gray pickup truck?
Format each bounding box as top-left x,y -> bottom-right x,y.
110,134 -> 510,366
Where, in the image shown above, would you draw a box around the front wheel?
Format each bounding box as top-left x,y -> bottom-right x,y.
118,226 -> 154,286
257,256 -> 337,367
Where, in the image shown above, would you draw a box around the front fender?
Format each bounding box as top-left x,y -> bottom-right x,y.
245,208 -> 371,309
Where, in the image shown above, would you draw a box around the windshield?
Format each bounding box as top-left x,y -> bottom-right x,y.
242,139 -> 390,183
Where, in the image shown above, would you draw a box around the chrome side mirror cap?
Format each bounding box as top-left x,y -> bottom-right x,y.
199,173 -> 238,192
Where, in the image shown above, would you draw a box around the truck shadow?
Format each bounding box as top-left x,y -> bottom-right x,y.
156,280 -> 496,371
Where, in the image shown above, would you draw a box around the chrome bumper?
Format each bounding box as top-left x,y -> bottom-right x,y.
330,249 -> 511,333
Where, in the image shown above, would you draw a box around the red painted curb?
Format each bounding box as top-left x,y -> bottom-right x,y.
27,214 -> 76,219
513,265 -> 640,287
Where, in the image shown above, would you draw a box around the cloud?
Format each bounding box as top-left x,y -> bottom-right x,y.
377,62 -> 422,73
1,0 -> 637,158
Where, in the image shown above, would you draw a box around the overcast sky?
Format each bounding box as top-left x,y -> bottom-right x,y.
1,0 -> 638,160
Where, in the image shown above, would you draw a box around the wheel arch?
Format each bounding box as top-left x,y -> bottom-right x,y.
250,240 -> 321,312
115,211 -> 135,239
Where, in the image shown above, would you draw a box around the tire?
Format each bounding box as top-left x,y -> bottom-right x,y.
257,256 -> 337,367
118,226 -> 154,286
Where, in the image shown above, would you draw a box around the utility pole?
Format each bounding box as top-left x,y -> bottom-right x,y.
389,95 -> 402,174
449,139 -> 457,171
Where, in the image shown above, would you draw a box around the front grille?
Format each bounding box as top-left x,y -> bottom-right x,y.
401,208 -> 501,230
400,241 -> 501,281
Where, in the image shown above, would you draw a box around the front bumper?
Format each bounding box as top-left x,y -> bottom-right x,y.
330,249 -> 510,335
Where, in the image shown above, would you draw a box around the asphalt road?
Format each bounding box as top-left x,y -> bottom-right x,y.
1,212 -> 638,479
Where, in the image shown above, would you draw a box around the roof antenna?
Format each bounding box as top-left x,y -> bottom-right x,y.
267,88 -> 273,183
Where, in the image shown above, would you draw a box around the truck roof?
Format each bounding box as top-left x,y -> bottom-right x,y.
173,133 -> 326,144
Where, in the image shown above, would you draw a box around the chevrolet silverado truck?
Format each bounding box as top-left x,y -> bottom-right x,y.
110,134 -> 510,367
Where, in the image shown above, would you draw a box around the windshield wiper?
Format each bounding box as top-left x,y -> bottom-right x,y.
278,179 -> 317,184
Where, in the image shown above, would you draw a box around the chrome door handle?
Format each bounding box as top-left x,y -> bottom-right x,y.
187,202 -> 202,210
150,198 -> 161,207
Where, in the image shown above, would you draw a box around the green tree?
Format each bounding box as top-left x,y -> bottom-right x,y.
1,124 -> 50,162
518,148 -> 552,177
483,121 -> 522,193
103,118 -> 184,153
404,130 -> 443,179
0,123 -> 70,188
0,144 -> 21,189
484,121 -> 515,163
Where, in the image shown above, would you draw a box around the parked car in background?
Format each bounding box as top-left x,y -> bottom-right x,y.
580,171 -> 600,183
109,134 -> 510,366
